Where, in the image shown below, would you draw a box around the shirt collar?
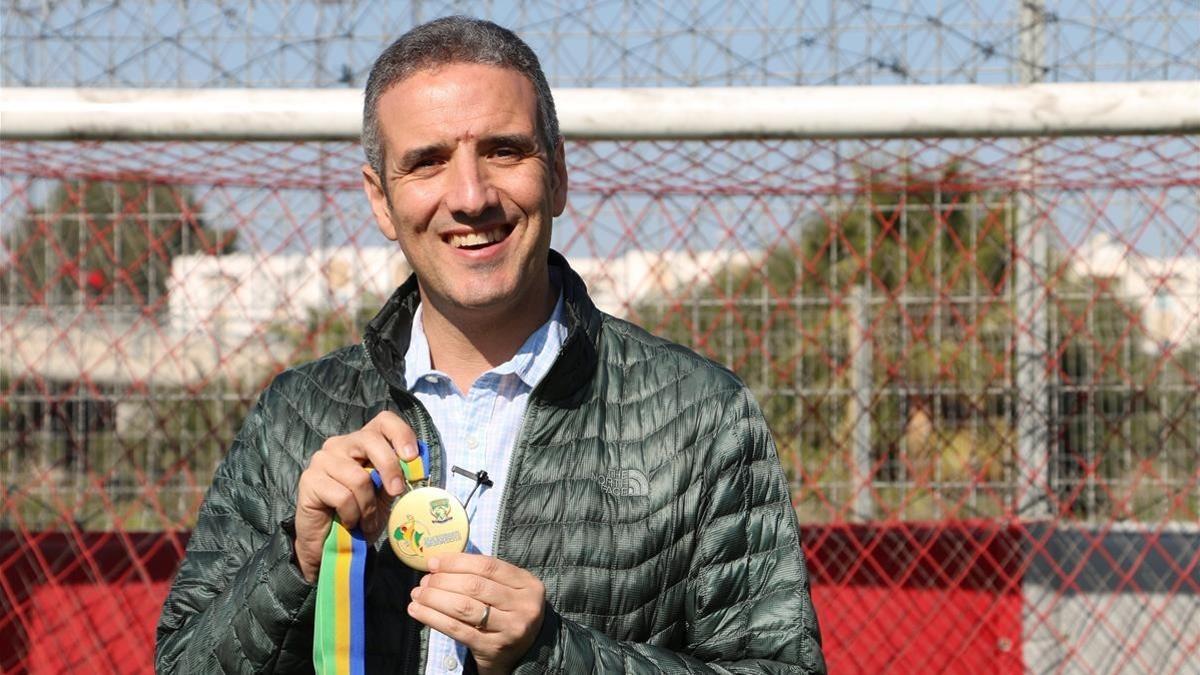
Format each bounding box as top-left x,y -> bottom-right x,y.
403,303 -> 436,390
403,282 -> 567,392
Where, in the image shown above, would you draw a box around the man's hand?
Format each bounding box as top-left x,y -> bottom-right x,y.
294,411 -> 418,583
409,553 -> 546,675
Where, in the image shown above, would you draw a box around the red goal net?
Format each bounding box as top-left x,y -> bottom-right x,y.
2,135 -> 1198,672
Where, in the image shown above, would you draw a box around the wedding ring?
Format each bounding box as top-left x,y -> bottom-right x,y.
475,603 -> 491,630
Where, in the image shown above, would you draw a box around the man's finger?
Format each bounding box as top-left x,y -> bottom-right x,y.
293,498 -> 332,582
316,466 -> 371,529
429,553 -> 531,589
370,411 -> 419,460
411,585 -> 499,631
369,411 -> 420,494
358,431 -> 409,497
407,600 -> 478,645
317,435 -> 365,462
420,571 -> 514,609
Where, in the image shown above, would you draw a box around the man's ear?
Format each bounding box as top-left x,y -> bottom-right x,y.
550,140 -> 568,217
362,164 -> 397,240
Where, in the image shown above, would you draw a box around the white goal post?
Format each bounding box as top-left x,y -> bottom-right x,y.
2,81 -> 1197,141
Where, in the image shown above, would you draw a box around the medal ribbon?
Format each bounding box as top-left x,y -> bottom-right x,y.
312,442 -> 429,674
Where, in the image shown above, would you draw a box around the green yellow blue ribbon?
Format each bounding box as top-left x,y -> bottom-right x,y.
312,442 -> 429,673
312,470 -> 379,675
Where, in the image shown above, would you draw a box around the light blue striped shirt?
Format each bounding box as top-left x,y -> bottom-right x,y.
404,288 -> 567,675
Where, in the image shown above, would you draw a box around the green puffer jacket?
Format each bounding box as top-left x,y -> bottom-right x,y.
156,251 -> 825,674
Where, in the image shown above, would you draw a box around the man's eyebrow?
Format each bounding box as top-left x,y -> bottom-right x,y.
396,142 -> 453,169
394,134 -> 540,170
480,133 -> 539,151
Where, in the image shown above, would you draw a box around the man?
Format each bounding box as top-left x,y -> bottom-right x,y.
157,16 -> 825,674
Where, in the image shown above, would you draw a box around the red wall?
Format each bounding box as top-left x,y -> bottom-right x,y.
23,583 -> 170,674
2,524 -> 1024,673
803,522 -> 1024,674
0,530 -> 185,673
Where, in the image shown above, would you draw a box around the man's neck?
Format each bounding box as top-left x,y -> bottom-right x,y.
418,277 -> 558,392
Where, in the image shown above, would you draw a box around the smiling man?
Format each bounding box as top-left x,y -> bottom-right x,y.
157,16 -> 825,675
364,61 -> 565,396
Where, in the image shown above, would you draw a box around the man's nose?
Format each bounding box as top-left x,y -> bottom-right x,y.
445,157 -> 497,217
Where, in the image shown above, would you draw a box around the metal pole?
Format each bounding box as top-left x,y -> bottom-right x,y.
850,286 -> 874,521
4,83 -> 1198,142
1014,0 -> 1051,519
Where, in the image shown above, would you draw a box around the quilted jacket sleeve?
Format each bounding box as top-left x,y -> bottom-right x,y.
155,391 -> 317,674
512,386 -> 826,674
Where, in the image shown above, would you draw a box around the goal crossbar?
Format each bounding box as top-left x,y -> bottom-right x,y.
1,81 -> 1197,141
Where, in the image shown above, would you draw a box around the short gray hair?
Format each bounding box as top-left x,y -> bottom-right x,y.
362,16 -> 560,180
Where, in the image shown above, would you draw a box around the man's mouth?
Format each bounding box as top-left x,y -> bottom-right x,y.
444,226 -> 513,250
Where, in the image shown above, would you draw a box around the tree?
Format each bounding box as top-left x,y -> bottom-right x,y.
635,161 -> 1194,522
1,179 -> 237,309
0,179 -> 242,529
634,161 -> 1018,519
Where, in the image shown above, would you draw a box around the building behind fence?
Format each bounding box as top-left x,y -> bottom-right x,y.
2,2 -> 1198,673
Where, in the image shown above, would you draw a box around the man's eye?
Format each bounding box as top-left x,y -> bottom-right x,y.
407,158 -> 443,172
493,147 -> 521,158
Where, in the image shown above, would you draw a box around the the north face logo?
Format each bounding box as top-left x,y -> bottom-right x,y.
594,468 -> 649,497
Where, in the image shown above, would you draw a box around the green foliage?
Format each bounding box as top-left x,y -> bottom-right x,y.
0,178 -> 247,529
1,385 -> 254,531
635,161 -> 1196,522
270,302 -> 384,363
1053,270 -> 1199,520
0,179 -> 237,308
636,162 -> 1016,491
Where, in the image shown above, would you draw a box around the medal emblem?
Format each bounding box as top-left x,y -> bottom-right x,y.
388,486 -> 469,571
429,498 -> 453,524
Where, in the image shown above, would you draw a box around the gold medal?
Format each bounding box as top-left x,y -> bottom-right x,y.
387,486 -> 469,571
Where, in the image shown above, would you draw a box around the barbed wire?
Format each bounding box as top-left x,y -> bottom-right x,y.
2,0 -> 1197,88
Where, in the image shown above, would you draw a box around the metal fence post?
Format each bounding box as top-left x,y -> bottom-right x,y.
850,286 -> 874,521
1015,0 -> 1051,519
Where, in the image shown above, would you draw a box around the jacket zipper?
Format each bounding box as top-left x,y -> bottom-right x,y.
361,338 -> 445,485
489,401 -> 534,559
489,333 -> 573,560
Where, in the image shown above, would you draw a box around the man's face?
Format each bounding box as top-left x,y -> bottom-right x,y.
363,62 -> 567,319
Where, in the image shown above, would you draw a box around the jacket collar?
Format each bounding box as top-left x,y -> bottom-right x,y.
362,249 -> 601,405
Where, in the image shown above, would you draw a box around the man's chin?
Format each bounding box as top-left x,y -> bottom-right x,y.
442,288 -> 520,316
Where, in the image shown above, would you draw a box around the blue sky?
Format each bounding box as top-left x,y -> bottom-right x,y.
1,1 -> 1195,258
3,1 -> 1197,88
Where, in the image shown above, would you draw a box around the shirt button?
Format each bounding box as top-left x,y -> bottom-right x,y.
442,654 -> 458,670
467,436 -> 478,449
424,375 -> 439,384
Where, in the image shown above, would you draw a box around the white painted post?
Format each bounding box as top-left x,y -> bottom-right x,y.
849,286 -> 874,521
1015,0 -> 1052,519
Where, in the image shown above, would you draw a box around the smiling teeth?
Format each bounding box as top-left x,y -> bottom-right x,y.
448,228 -> 507,248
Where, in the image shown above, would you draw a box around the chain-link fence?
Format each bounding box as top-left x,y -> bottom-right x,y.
4,132 -> 1197,673
5,0 -> 1199,86
3,1 -> 1199,673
